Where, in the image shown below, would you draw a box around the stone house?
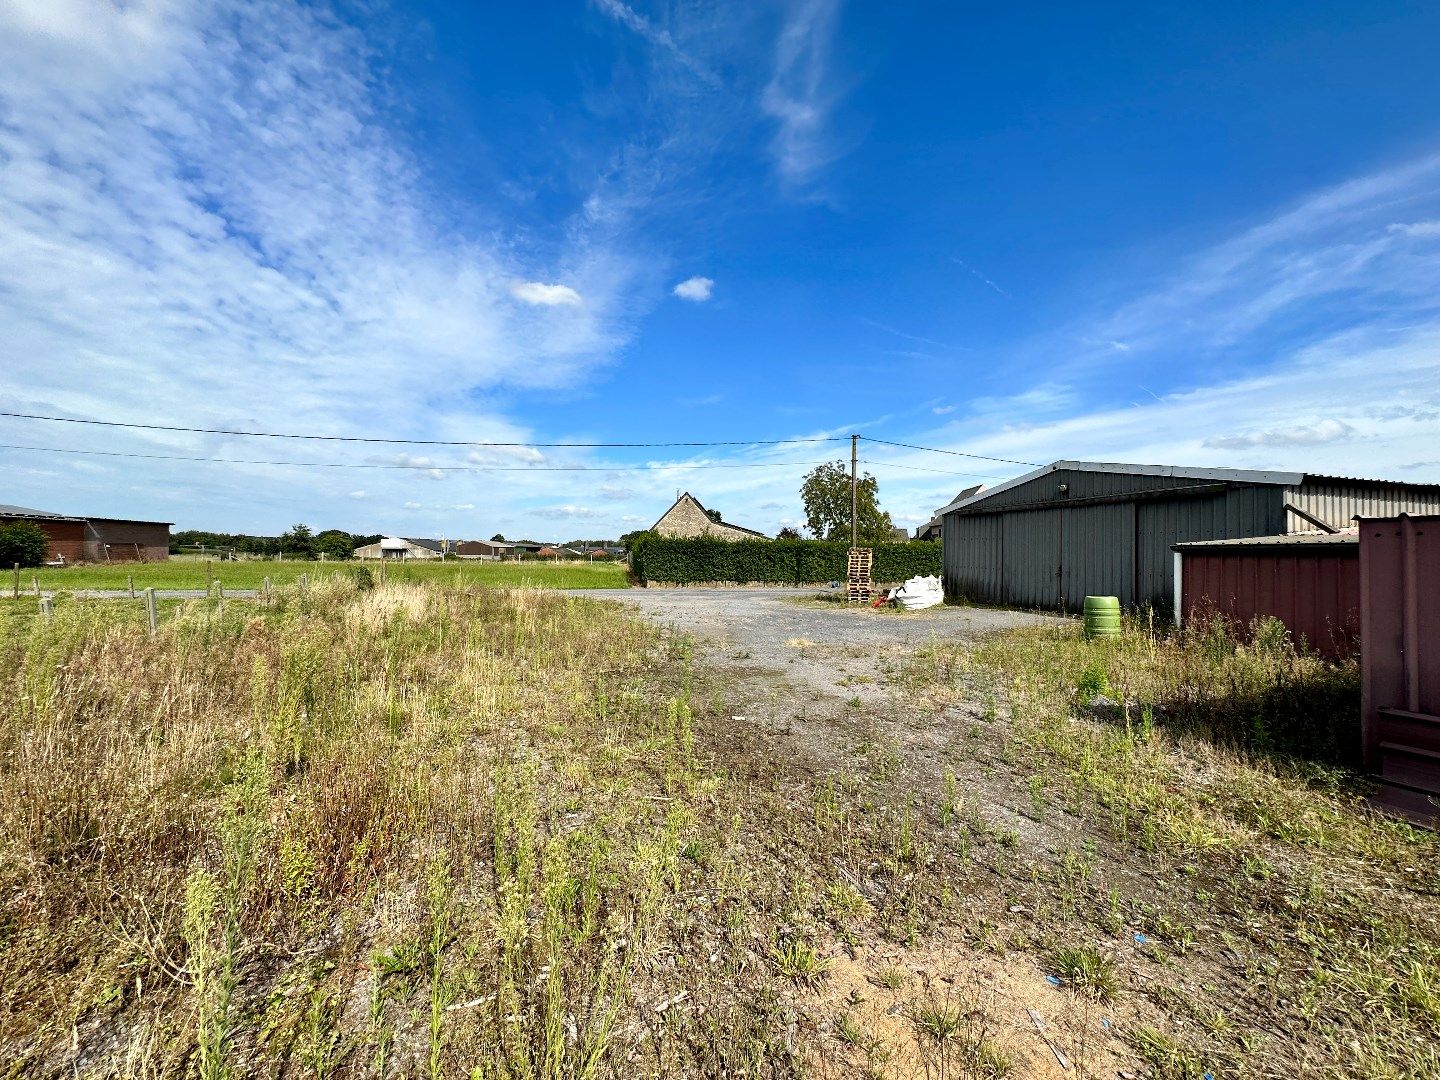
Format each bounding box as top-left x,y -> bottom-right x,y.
649,493 -> 768,541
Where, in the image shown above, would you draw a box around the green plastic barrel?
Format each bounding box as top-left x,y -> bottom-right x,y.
1083,595 -> 1121,639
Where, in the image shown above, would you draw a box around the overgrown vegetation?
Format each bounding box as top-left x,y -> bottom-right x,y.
630,535 -> 939,585
903,614 -> 1440,1077
0,521 -> 48,569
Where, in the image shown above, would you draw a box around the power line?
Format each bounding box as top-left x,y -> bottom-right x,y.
0,442 -> 831,473
0,411 -> 845,449
858,435 -> 1036,468
859,459 -> 1009,480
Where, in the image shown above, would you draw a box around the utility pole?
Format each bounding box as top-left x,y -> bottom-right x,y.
850,434 -> 859,549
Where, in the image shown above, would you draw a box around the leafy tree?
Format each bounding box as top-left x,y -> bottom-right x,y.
277,523 -> 316,560
776,526 -> 803,540
490,533 -> 506,542
800,461 -> 895,544
0,522 -> 49,568
704,508 -> 722,523
314,529 -> 356,560
618,529 -> 654,550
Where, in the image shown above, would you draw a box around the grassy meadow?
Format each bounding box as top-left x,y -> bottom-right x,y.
14,558 -> 628,593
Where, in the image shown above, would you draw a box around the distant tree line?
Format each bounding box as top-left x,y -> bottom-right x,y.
171,525 -> 382,560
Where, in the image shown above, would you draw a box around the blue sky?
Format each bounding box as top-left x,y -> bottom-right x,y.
2,0 -> 1439,539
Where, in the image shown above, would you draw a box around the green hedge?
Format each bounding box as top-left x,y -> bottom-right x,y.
630,537 -> 940,585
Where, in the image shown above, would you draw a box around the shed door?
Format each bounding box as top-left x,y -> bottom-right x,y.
1001,509 -> 1062,609
1061,503 -> 1136,610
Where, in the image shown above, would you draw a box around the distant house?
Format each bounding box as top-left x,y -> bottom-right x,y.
0,503 -> 171,562
916,485 -> 984,540
354,536 -> 452,560
455,540 -> 512,560
889,526 -> 911,542
650,492 -> 768,541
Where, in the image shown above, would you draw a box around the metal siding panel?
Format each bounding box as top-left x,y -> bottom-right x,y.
943,512 -> 1004,603
1287,482 -> 1440,532
1002,509 -> 1061,608
1061,503 -> 1135,608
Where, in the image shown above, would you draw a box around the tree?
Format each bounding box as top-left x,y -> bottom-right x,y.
278,523 -> 316,560
490,533 -> 506,542
800,461 -> 895,544
776,526 -> 803,540
314,529 -> 355,560
0,522 -> 48,568
618,529 -> 653,550
704,508 -> 722,523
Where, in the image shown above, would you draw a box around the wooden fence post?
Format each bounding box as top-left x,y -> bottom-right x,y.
263,576 -> 272,603
39,595 -> 53,622
215,581 -> 224,615
11,563 -> 17,599
128,574 -> 135,599
144,588 -> 158,637
32,576 -> 40,598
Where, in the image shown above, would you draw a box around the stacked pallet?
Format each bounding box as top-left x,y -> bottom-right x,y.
847,547 -> 872,603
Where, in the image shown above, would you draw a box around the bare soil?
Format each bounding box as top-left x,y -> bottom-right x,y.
574,588 -> 1165,1078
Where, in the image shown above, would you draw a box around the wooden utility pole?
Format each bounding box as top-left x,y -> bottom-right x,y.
850,434 -> 859,549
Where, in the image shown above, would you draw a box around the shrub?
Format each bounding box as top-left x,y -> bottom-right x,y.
0,522 -> 48,568
630,537 -> 940,585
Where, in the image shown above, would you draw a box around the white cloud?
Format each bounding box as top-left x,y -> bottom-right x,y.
932,404 -> 957,415
761,0 -> 846,188
0,0 -> 640,530
672,276 -> 714,301
1203,418 -> 1357,450
510,282 -> 583,307
349,490 -> 368,500
403,501 -> 422,511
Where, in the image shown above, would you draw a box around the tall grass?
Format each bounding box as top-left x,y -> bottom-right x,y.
903,614 -> 1440,1077
0,580 -> 732,1075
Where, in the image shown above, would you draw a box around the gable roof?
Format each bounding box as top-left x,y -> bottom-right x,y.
649,492 -> 769,538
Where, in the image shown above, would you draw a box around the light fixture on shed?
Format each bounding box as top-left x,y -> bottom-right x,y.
1057,482 -> 1069,495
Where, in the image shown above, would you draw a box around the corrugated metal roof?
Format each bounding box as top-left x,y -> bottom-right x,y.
1174,529 -> 1359,551
938,461 -> 1440,517
0,503 -> 83,521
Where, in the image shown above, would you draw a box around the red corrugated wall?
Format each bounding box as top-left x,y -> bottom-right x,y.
1181,550 -> 1360,660
1360,516 -> 1440,823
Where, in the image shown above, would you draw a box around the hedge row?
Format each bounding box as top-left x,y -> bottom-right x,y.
630,536 -> 941,585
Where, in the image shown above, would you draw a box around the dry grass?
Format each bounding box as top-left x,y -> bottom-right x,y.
902,614 -> 1440,1077
0,580 -> 803,1076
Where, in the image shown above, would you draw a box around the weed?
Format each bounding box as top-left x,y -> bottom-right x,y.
772,938 -> 830,985
1047,945 -> 1120,1002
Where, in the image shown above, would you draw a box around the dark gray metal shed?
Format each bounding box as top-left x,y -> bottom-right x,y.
938,461 -> 1440,612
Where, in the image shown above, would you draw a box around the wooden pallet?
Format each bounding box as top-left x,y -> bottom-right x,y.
846,547 -> 873,603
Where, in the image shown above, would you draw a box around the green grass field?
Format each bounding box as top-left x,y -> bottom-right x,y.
13,558 -> 628,592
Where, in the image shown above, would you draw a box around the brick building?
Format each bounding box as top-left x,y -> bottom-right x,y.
649,493 -> 768,541
0,504 -> 172,562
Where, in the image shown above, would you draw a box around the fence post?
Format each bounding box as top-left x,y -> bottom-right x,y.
39,595 -> 53,622
128,574 -> 136,599
263,576 -> 272,603
215,581 -> 224,615
32,575 -> 40,597
11,563 -> 17,599
299,573 -> 309,590
144,588 -> 158,637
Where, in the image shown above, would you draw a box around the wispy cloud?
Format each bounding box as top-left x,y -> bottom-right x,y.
590,0 -> 720,87
532,504 -> 606,520
761,0 -> 846,188
951,256 -> 1010,297
673,275 -> 714,301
